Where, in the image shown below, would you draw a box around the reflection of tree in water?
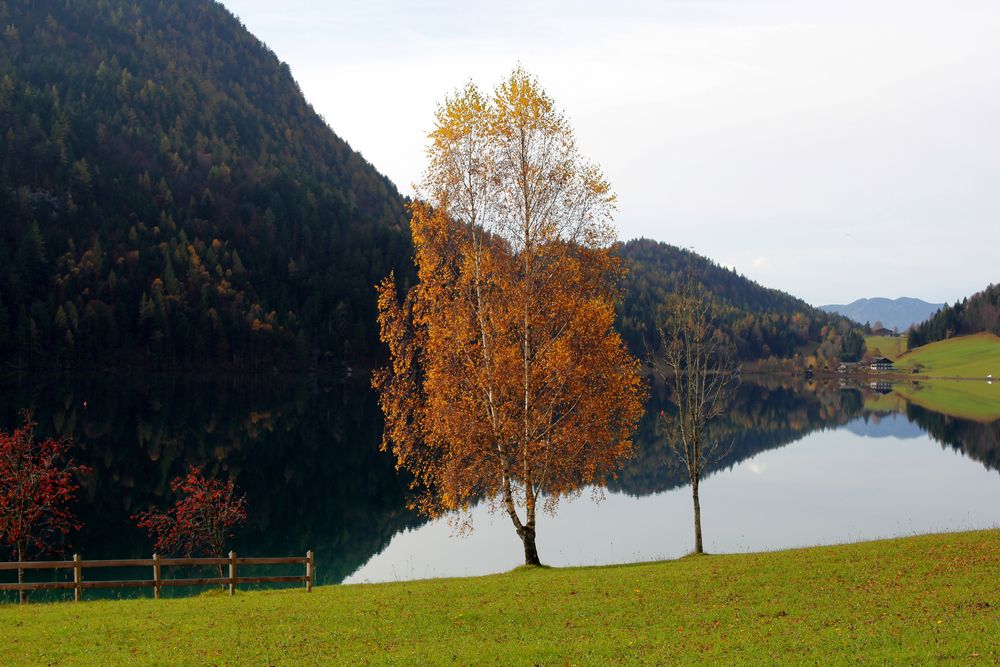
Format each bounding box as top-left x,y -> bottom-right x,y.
904,404 -> 1000,474
610,378 -> 863,496
5,373 -> 993,590
0,374 -> 419,584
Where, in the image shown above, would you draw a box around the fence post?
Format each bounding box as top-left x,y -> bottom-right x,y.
228,551 -> 237,596
306,550 -> 314,592
152,553 -> 161,600
73,554 -> 82,602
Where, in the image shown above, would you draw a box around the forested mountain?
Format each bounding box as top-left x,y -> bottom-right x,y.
616,239 -> 864,361
0,1 -> 862,370
0,0 -> 413,369
908,284 -> 1000,349
819,297 -> 944,332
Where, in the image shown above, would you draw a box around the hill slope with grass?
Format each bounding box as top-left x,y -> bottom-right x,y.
865,334 -> 908,361
884,334 -> 1000,421
909,284 -> 1000,349
1,530 -> 997,664
895,333 -> 1000,378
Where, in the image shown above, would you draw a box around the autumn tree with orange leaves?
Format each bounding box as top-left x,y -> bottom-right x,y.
374,68 -> 645,565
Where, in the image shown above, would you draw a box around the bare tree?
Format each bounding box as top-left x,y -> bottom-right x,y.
656,286 -> 736,554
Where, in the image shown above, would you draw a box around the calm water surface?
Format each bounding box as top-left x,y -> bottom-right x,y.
1,374 -> 997,596
349,411 -> 1000,583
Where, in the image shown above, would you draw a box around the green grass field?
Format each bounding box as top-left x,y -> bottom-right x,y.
864,334 -> 908,361
2,530 -> 998,665
894,333 -> 1000,378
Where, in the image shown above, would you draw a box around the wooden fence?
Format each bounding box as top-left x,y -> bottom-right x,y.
0,550 -> 313,602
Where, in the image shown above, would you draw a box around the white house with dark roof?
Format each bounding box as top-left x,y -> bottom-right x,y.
869,357 -> 894,372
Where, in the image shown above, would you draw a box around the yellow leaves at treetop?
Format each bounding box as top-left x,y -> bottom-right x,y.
374,68 -> 645,565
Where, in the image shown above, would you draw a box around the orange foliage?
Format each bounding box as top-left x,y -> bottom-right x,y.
374,69 -> 644,565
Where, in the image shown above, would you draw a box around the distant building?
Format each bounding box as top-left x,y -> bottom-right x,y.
869,357 -> 894,372
837,363 -> 848,373
872,327 -> 895,337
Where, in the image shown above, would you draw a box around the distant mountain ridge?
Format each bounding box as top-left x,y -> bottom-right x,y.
819,298 -> 944,332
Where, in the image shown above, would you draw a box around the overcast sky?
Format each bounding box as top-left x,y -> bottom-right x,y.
221,0 -> 999,306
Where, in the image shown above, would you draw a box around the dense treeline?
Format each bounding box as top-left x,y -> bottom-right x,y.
905,402 -> 1000,473
616,239 -> 864,362
0,0 -> 413,369
908,284 -> 1000,349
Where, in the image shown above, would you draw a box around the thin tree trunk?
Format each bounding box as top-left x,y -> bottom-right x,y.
692,478 -> 704,555
500,476 -> 542,566
521,491 -> 541,566
17,544 -> 26,605
214,544 -> 226,591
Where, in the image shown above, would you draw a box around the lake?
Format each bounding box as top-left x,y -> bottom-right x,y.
1,373 -> 998,597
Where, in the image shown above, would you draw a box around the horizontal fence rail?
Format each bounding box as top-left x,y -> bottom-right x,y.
0,550 -> 314,603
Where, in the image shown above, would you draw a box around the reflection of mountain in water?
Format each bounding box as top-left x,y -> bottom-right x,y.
3,373 -> 997,591
0,374 -> 420,585
904,404 -> 1000,474
613,379 -> 1000,498
843,412 -> 926,440
610,379 -> 863,496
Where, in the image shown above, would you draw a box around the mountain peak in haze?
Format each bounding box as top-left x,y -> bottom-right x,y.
819,297 -> 944,331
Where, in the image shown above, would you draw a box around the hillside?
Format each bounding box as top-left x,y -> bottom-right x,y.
864,334 -> 908,361
0,0 -> 413,369
909,284 -> 1000,349
617,239 -> 863,361
820,297 -> 943,332
895,333 -> 1000,379
0,1 -> 866,370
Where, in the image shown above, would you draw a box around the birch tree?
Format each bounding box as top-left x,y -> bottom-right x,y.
374,68 -> 644,565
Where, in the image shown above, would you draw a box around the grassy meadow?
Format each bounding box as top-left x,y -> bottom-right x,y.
894,333 -> 1000,378
1,530 -> 998,665
864,334 -> 909,361
859,333 -> 1000,420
